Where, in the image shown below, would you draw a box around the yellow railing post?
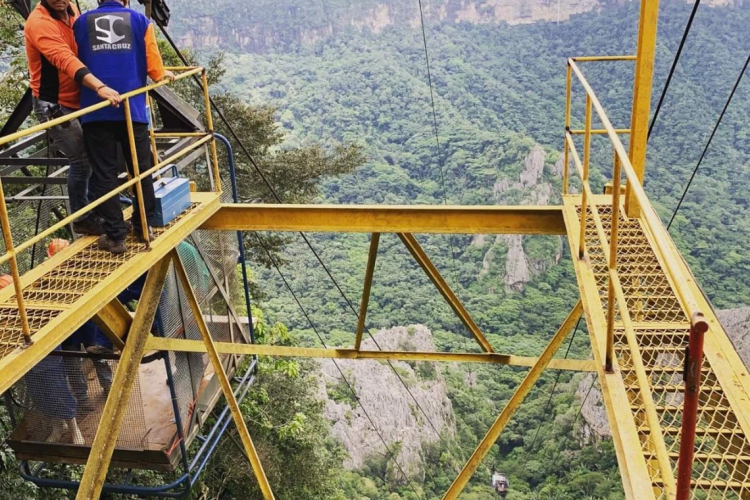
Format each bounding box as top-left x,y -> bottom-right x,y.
0,179 -> 31,344
563,63 -> 572,195
147,92 -> 160,169
625,0 -> 660,218
605,152 -> 622,373
201,70 -> 222,193
123,98 -> 151,247
577,95 -> 592,259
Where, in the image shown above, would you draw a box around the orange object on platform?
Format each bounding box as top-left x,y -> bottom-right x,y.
0,275 -> 12,290
47,238 -> 70,258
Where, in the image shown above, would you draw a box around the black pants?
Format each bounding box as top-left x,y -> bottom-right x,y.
83,121 -> 156,241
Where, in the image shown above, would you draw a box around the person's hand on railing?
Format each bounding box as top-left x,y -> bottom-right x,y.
96,86 -> 122,108
163,70 -> 176,83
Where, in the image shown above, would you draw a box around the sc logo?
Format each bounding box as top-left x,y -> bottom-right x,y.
94,15 -> 127,44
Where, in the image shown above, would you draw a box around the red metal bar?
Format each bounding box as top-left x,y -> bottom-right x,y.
676,312 -> 710,500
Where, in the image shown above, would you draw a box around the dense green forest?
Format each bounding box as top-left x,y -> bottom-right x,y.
1,0 -> 749,499
183,0 -> 749,498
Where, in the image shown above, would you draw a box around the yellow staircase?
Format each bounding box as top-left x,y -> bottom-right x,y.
564,194 -> 750,500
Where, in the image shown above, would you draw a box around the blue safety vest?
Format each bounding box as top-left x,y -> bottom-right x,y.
74,1 -> 151,123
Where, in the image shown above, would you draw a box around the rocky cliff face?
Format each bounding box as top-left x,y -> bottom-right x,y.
476,144 -> 563,291
175,0 -> 741,54
716,307 -> 750,367
577,306 -> 750,442
317,325 -> 456,481
576,372 -> 610,443
176,0 -> 597,52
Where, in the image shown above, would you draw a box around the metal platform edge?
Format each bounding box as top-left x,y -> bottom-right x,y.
0,191 -> 221,395
562,194 -> 656,500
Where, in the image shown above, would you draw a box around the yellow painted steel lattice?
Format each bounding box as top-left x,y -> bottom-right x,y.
575,199 -> 750,499
0,205 -> 197,361
0,307 -> 62,357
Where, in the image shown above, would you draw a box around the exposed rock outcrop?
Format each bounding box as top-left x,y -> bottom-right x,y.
502,235 -> 531,291
478,144 -> 563,291
317,325 -> 456,481
576,373 -> 610,444
176,0 -> 739,54
716,307 -> 750,367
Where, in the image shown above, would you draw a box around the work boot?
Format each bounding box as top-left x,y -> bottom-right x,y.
47,420 -> 68,443
134,226 -> 155,243
72,216 -> 105,236
97,234 -> 127,254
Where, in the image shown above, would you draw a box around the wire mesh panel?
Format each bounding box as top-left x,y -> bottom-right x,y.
10,352 -> 148,450
0,171 -> 72,277
154,230 -> 250,450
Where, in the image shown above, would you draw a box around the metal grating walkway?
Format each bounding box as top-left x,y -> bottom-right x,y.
564,194 -> 750,500
0,192 -> 221,395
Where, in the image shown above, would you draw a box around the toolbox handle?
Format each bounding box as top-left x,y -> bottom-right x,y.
152,163 -> 179,180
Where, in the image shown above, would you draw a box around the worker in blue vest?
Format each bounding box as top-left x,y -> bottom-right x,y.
73,0 -> 174,254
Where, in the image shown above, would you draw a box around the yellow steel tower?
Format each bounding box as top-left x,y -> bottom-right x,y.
1,1 -> 749,499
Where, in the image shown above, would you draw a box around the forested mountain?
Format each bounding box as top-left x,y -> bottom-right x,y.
171,0 -> 750,307
0,0 -> 748,498
167,1 -> 750,498
170,0 -> 744,53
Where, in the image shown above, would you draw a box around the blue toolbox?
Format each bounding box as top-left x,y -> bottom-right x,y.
152,165 -> 191,227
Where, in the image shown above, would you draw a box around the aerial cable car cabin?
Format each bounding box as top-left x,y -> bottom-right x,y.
1,0 -> 750,499
491,471 -> 509,497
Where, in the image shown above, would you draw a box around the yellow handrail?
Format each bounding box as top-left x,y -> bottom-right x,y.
567,59 -> 707,332
572,55 -> 637,62
0,66 -> 203,148
564,56 -> 712,498
0,66 -> 219,344
565,128 -> 677,498
0,134 -> 212,266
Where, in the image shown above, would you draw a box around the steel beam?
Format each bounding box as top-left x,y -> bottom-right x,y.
172,249 -> 275,500
0,159 -> 68,168
354,233 -> 379,350
144,337 -> 596,371
625,0 -> 660,217
91,299 -> 131,350
398,233 -> 494,353
200,204 -> 567,235
75,255 -> 172,500
442,301 -> 583,500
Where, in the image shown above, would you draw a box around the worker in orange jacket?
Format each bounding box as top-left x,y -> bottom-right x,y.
24,0 -> 121,236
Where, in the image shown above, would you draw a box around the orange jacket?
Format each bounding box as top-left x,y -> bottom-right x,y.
144,24 -> 166,82
24,2 -> 89,109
